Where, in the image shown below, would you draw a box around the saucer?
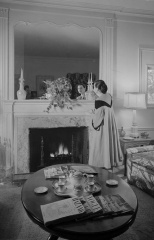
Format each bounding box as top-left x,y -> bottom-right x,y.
106,179 -> 118,186
34,186 -> 48,194
123,136 -> 134,140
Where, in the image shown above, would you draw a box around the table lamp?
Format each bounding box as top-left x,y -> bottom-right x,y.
124,92 -> 146,138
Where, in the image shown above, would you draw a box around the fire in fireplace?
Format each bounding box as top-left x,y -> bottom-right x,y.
50,143 -> 72,162
29,127 -> 89,172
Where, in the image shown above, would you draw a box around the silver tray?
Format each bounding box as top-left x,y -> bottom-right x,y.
52,177 -> 101,197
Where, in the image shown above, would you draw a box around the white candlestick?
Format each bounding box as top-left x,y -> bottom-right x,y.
20,68 -> 23,79
91,72 -> 92,84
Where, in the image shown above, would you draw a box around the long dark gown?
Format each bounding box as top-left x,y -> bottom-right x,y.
89,93 -> 123,169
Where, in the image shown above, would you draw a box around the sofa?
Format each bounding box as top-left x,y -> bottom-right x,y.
126,145 -> 154,197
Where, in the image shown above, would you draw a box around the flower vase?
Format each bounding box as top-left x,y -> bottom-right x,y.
17,80 -> 26,100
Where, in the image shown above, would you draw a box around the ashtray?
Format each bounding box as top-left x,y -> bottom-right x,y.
34,186 -> 48,194
106,179 -> 118,186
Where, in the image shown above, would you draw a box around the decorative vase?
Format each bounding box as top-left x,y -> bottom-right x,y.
119,127 -> 126,137
17,80 -> 26,100
17,69 -> 26,100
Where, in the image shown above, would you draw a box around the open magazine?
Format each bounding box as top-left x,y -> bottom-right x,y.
44,166 -> 68,179
40,194 -> 134,226
70,165 -> 97,174
44,165 -> 97,179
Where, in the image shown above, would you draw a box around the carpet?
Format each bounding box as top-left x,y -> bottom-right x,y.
0,176 -> 154,240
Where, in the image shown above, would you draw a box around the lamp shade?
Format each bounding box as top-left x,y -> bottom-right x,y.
124,93 -> 146,109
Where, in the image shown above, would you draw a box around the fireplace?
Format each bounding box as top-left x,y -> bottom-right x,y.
29,127 -> 89,172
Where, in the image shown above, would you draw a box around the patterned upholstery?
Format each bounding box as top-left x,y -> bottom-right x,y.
126,145 -> 154,197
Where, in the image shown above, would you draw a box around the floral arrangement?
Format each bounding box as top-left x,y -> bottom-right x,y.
43,77 -> 80,112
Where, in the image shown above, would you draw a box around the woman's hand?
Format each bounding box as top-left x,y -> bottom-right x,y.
89,109 -> 95,114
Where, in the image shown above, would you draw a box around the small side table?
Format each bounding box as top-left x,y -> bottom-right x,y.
120,137 -> 154,176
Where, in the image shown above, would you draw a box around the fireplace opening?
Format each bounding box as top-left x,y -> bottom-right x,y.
29,127 -> 89,172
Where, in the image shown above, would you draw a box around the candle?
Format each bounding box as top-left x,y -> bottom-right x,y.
20,68 -> 23,79
91,72 -> 93,84
88,73 -> 90,81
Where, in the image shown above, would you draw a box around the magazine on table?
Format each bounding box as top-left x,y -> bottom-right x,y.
76,195 -> 103,221
70,165 -> 97,174
41,194 -> 102,226
94,194 -> 134,219
44,166 -> 68,179
40,194 -> 134,226
41,196 -> 86,226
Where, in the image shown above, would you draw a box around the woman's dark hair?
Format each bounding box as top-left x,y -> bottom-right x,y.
77,83 -> 86,89
94,80 -> 108,94
24,85 -> 29,90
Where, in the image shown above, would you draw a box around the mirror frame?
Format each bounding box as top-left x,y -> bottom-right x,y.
14,21 -> 101,100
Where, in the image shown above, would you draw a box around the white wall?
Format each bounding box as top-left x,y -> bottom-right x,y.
1,4 -> 154,176
113,18 -> 154,137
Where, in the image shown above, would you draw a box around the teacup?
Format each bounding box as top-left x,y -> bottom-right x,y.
88,182 -> 95,192
59,175 -> 66,184
58,182 -> 66,192
87,174 -> 94,184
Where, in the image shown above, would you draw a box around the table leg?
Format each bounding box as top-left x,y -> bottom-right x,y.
47,234 -> 59,240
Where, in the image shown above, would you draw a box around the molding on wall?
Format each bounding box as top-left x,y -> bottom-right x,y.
1,0 -> 154,19
104,18 -> 113,94
23,55 -> 99,62
0,8 -> 9,18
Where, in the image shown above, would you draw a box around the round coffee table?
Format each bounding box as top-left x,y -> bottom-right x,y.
21,164 -> 138,240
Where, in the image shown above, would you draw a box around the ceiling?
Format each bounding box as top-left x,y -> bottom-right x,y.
8,0 -> 154,59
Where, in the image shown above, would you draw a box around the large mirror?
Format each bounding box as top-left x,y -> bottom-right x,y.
14,23 -> 100,99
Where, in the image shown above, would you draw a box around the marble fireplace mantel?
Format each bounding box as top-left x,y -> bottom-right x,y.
4,100 -> 94,115
4,100 -> 94,175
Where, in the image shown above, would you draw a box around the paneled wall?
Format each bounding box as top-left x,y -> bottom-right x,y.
1,4 -> 154,176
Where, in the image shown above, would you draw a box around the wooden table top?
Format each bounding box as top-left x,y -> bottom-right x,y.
21,164 -> 138,240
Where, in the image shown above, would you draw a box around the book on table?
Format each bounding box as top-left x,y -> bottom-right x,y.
40,195 -> 102,226
40,194 -> 134,226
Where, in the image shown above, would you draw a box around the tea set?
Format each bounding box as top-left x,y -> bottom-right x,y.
52,170 -> 101,197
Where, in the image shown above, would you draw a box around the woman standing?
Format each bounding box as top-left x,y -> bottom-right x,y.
89,80 -> 123,169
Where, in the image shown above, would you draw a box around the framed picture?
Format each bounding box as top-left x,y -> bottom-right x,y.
139,46 -> 154,107
147,65 -> 154,105
31,91 -> 37,99
36,75 -> 54,97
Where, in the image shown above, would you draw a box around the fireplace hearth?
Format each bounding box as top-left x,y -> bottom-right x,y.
29,127 -> 89,172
